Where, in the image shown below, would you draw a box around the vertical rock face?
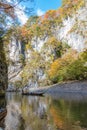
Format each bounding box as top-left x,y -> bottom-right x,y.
9,37 -> 25,62
8,36 -> 49,88
8,37 -> 25,83
56,1 -> 87,51
0,38 -> 8,91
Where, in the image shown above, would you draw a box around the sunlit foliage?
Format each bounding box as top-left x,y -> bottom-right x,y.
48,49 -> 87,83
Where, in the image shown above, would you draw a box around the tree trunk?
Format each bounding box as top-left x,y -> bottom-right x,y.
0,38 -> 8,95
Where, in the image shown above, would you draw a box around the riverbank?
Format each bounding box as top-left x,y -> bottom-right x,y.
46,80 -> 87,94
22,81 -> 87,95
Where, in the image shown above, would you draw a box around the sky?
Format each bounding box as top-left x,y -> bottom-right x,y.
35,0 -> 62,15
18,0 -> 62,24
17,0 -> 62,24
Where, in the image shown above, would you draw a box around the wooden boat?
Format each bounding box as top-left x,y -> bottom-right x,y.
22,86 -> 49,96
22,91 -> 44,96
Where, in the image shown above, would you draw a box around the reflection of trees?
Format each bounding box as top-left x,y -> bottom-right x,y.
5,93 -> 87,130
0,98 -> 6,108
50,99 -> 87,130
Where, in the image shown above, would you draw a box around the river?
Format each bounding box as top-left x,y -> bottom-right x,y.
0,92 -> 87,130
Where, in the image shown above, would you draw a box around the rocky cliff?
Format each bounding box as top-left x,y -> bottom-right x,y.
6,0 -> 87,90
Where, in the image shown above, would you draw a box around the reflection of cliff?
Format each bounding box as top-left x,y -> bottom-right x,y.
0,38 -> 8,91
5,101 -> 21,130
21,96 -> 55,130
50,99 -> 87,130
5,93 -> 57,130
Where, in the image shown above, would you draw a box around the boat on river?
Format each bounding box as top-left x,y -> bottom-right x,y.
22,87 -> 48,96
22,91 -> 44,96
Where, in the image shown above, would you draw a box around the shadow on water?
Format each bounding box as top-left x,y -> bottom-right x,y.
0,97 -> 7,129
1,92 -> 87,130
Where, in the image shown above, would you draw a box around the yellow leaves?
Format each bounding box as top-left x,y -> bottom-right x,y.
77,0 -> 85,9
20,26 -> 28,37
48,37 -> 57,44
48,49 -> 78,80
48,58 -> 61,79
46,37 -> 61,49
25,43 -> 32,50
45,10 -> 56,20
80,49 -> 87,61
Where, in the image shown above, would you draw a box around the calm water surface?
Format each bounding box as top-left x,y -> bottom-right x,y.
0,92 -> 87,130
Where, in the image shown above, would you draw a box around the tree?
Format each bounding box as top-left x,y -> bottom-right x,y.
0,0 -> 34,93
0,0 -> 34,36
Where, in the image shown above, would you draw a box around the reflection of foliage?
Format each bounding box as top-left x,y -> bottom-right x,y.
0,90 -> 5,97
0,98 -> 6,108
50,99 -> 87,130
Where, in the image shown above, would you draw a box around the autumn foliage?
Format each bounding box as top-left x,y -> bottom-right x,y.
48,49 -> 87,83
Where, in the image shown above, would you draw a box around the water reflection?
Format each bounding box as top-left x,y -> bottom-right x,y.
5,93 -> 56,130
0,97 -> 6,109
50,99 -> 87,130
2,93 -> 87,130
0,97 -> 7,129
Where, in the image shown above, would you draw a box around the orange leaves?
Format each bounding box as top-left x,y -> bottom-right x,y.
72,0 -> 78,5
44,13 -> 49,19
56,8 -> 63,17
21,26 -> 27,37
42,10 -> 56,20
20,25 -> 34,40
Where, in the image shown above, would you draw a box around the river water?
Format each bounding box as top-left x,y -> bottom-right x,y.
0,92 -> 87,130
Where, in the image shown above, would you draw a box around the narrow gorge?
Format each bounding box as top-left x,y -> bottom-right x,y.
1,0 -> 87,92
